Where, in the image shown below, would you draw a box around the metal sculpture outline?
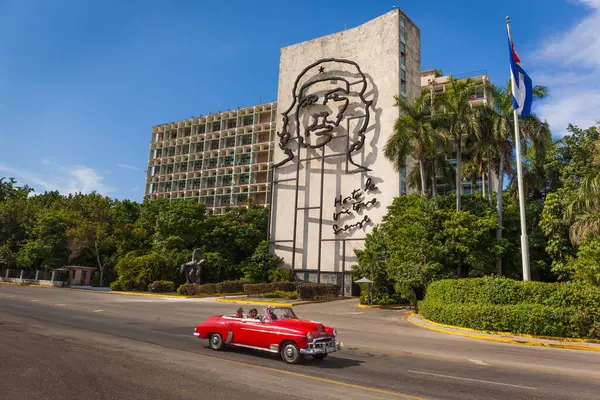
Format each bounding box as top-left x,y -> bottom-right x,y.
273,58 -> 374,172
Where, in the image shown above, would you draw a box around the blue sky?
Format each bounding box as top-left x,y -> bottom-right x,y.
0,0 -> 598,201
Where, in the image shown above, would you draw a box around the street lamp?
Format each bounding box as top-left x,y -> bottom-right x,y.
354,277 -> 374,306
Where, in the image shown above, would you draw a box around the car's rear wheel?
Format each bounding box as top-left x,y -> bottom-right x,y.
209,333 -> 224,351
280,341 -> 300,364
313,353 -> 328,360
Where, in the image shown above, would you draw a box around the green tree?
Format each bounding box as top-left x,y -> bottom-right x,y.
385,93 -> 434,195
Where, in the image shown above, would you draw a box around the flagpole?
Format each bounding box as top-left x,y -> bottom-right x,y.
506,16 -> 531,281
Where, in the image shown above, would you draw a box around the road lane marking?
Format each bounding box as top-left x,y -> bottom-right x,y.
407,370 -> 537,390
30,299 -> 40,302
185,351 -> 424,399
93,309 -> 105,313
55,304 -> 67,307
469,359 -> 490,366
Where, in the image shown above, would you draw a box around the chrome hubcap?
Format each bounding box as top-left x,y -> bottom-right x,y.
285,346 -> 296,359
212,336 -> 220,346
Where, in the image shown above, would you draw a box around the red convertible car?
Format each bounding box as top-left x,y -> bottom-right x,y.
193,306 -> 341,364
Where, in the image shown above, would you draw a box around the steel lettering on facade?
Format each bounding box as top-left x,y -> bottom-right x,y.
332,178 -> 378,235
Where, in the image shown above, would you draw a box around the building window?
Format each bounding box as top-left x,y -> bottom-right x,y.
225,137 -> 235,148
211,121 -> 221,132
400,42 -> 405,54
210,140 -> 219,150
401,81 -> 407,96
207,177 -> 216,187
241,135 -> 252,145
222,175 -> 232,186
240,154 -> 251,165
239,173 -> 250,184
401,54 -> 406,68
209,158 -> 218,168
401,69 -> 406,81
224,156 -> 234,166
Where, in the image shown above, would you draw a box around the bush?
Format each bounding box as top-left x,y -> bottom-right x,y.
424,277 -> 600,312
244,282 -> 297,296
147,280 -> 175,293
268,267 -> 293,283
177,283 -> 216,296
215,280 -> 244,294
419,301 -> 597,339
110,278 -> 133,292
419,276 -> 600,339
264,291 -> 299,299
296,283 -> 340,300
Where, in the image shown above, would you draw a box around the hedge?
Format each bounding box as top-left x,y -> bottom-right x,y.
423,277 -> 600,312
264,291 -> 299,300
147,280 -> 175,293
177,280 -> 244,296
243,282 -> 298,296
419,277 -> 600,339
297,283 -> 340,300
419,300 -> 597,338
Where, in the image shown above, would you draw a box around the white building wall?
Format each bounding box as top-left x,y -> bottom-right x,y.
269,9 -> 420,295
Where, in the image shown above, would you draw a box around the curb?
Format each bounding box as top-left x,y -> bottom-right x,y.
407,314 -> 600,352
215,297 -> 349,307
357,303 -> 409,309
0,281 -> 50,288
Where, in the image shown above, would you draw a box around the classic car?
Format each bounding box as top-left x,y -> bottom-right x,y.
193,306 -> 341,364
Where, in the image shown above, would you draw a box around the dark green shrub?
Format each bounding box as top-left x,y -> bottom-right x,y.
147,280 -> 175,293
296,283 -> 340,300
244,282 -> 297,296
264,290 -> 299,300
110,278 -> 133,292
216,280 -> 244,294
419,300 -> 597,339
177,283 -> 217,296
419,276 -> 600,339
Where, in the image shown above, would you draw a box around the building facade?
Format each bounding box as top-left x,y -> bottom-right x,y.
145,102 -> 277,215
420,69 -> 497,196
269,9 -> 420,295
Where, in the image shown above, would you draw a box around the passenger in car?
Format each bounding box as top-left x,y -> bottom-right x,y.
248,309 -> 259,319
236,307 -> 244,318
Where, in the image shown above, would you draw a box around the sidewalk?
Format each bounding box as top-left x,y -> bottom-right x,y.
408,314 -> 600,352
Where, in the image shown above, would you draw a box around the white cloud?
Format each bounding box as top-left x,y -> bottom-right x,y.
130,187 -> 140,192
0,161 -> 115,196
117,163 -> 140,171
532,0 -> 600,135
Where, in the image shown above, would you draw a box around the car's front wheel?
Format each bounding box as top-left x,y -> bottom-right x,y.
280,341 -> 300,364
209,333 -> 224,351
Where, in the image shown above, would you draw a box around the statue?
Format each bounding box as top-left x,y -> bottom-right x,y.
180,248 -> 206,284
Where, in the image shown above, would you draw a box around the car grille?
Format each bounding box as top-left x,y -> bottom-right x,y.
310,337 -> 335,350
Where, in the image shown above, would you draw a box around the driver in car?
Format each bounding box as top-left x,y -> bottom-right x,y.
248,309 -> 259,319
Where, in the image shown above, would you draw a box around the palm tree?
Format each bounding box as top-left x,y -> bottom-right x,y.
406,141 -> 455,200
432,75 -> 480,211
565,174 -> 600,245
488,81 -> 550,274
385,93 -> 433,195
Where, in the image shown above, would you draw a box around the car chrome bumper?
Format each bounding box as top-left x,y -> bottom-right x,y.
193,332 -> 200,337
300,339 -> 341,355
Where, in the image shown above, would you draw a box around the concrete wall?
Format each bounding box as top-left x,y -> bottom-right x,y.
270,9 -> 421,295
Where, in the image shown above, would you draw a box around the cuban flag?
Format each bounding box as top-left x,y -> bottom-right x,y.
508,34 -> 533,116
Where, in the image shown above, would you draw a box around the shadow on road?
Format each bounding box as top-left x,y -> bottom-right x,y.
204,344 -> 363,369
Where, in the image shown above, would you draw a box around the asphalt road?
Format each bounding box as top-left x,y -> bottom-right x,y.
1,285 -> 599,400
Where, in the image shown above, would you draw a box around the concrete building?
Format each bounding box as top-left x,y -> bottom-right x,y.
269,9 -> 420,295
145,102 -> 277,214
420,69 -> 496,195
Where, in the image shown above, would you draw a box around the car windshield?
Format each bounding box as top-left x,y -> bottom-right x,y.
265,307 -> 298,321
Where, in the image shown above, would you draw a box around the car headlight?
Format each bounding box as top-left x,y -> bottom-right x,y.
307,332 -> 313,341
333,329 -> 337,337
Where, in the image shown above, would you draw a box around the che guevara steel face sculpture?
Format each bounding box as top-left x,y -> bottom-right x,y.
273,58 -> 373,172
